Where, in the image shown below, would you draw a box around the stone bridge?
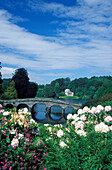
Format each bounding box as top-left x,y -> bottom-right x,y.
1,98 -> 82,124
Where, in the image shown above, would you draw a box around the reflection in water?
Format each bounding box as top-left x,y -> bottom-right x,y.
65,107 -> 74,119
33,104 -> 75,121
35,112 -> 46,120
50,105 -> 62,120
33,103 -> 47,120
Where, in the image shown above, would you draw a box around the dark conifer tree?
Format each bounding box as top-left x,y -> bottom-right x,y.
12,68 -> 38,98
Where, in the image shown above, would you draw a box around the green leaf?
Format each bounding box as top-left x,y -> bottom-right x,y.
6,138 -> 10,143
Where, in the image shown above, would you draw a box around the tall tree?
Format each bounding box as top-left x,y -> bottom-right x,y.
12,68 -> 38,98
3,80 -> 18,99
54,82 -> 60,97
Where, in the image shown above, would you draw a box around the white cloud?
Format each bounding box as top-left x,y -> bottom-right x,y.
1,67 -> 16,78
0,0 -> 112,84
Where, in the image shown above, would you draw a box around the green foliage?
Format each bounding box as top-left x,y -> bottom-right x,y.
36,88 -> 45,97
2,75 -> 112,100
54,82 -> 60,97
44,85 -> 56,98
0,103 -> 112,169
1,80 -> 18,99
83,93 -> 112,107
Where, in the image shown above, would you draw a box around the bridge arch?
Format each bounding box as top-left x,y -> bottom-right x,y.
17,103 -> 29,111
49,105 -> 63,121
5,104 -> 14,109
64,106 -> 74,119
32,103 -> 47,121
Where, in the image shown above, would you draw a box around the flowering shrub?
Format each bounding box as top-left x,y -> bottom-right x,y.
0,105 -> 46,170
39,105 -> 112,169
0,104 -> 112,169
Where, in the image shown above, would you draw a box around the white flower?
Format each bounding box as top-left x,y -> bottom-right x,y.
83,106 -> 90,113
23,108 -> 28,113
17,133 -> 24,139
10,128 -> 17,134
57,129 -> 64,138
77,109 -> 83,115
72,114 -> 78,120
3,111 -> 10,116
67,114 -> 73,119
76,130 -> 87,137
44,124 -> 49,126
71,120 -> 76,125
96,105 -> 104,111
54,124 -> 63,128
95,109 -> 101,114
105,106 -> 112,112
104,116 -> 112,122
19,115 -> 24,119
75,121 -> 84,130
80,115 -> 86,121
95,122 -> 109,133
109,125 -> 112,131
59,141 -> 67,147
30,119 -> 37,124
48,127 -> 52,132
11,138 -> 19,147
89,107 -> 96,114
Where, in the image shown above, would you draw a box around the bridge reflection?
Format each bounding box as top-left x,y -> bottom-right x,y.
1,98 -> 82,124
32,103 -> 74,124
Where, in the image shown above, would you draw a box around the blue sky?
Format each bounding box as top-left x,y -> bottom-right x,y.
0,0 -> 112,84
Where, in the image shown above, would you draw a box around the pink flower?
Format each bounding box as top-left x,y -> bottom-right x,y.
0,104 -> 3,108
9,167 -> 12,170
0,109 -> 4,113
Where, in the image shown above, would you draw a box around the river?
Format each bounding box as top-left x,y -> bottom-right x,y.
56,98 -> 87,104
33,98 -> 87,121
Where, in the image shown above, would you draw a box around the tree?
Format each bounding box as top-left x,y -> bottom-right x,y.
44,85 -> 56,98
26,82 -> 38,98
12,68 -> 38,98
54,82 -> 60,97
3,80 -> 18,99
36,88 -> 44,97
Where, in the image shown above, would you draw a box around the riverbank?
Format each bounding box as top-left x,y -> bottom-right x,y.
59,96 -> 80,99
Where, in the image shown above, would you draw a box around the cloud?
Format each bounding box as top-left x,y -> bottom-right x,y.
1,67 -> 16,78
0,0 -> 112,84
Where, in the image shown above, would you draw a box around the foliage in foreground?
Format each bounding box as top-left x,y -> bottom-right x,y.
0,103 -> 112,169
40,105 -> 112,169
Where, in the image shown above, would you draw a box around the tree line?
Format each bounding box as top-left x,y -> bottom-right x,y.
36,76 -> 112,100
0,68 -> 38,99
0,66 -> 112,100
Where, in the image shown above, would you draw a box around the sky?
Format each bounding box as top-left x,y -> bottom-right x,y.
0,0 -> 112,84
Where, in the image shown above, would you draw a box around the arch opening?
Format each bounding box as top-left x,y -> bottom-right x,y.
50,105 -> 62,120
32,103 -> 47,120
65,106 -> 74,119
17,104 -> 29,112
5,104 -> 14,109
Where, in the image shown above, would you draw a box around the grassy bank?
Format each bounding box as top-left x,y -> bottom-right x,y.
59,96 -> 80,99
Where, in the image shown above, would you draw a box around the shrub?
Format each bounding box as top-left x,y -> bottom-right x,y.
0,104 -> 112,169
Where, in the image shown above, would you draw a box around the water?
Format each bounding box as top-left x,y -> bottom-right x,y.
57,98 -> 87,104
32,99 -> 87,121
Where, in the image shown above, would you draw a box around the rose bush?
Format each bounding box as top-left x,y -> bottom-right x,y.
0,105 -> 46,170
0,104 -> 112,169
